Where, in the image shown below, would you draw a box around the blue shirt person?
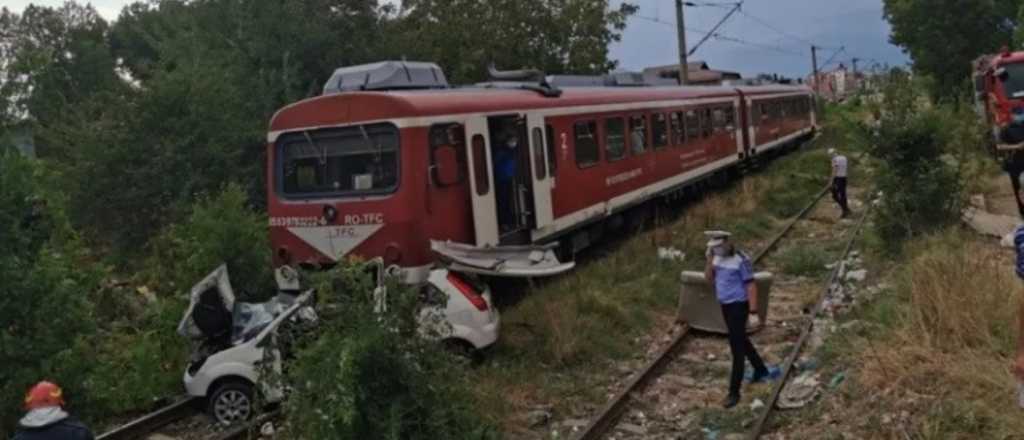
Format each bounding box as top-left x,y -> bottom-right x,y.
703,230 -> 777,408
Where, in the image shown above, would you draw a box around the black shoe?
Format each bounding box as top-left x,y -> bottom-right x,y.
722,394 -> 740,409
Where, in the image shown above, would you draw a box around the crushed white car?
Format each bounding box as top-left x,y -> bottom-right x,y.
177,264 -> 316,425
177,261 -> 499,425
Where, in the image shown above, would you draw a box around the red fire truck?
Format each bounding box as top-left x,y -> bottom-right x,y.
973,48 -> 1024,215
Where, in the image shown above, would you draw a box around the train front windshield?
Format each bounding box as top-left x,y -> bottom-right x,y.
276,123 -> 399,198
1002,63 -> 1024,99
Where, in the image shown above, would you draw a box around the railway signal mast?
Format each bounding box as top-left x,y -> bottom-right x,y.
676,0 -> 689,85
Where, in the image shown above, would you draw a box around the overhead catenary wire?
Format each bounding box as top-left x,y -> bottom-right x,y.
632,15 -> 804,57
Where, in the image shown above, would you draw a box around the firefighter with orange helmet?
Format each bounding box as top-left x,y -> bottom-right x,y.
13,381 -> 94,440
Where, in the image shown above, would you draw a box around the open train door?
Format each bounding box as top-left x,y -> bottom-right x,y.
465,117 -> 500,246
526,113 -> 554,228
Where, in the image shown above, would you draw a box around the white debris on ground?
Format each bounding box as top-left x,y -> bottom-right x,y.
778,372 -> 820,409
962,194 -> 1020,239
657,247 -> 686,262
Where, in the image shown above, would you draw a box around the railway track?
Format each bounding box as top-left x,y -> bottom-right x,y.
571,185 -> 870,440
96,397 -> 200,440
96,397 -> 279,440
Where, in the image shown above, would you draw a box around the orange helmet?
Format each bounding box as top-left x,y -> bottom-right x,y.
24,381 -> 64,410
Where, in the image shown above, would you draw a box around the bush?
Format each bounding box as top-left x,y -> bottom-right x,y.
0,150 -> 101,435
282,261 -> 497,439
858,74 -> 964,253
145,183 -> 272,299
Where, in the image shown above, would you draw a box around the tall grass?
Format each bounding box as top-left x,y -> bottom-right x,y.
854,231 -> 1024,438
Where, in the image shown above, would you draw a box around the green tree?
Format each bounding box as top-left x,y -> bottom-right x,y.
0,149 -> 101,434
0,4 -> 124,159
389,0 -> 637,83
883,0 -> 1019,99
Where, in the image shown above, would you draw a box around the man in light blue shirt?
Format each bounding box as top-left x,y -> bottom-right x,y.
704,230 -> 778,408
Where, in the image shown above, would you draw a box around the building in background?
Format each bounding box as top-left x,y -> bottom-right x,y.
807,63 -> 865,102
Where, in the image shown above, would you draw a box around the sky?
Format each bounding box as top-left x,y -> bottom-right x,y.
6,0 -> 911,80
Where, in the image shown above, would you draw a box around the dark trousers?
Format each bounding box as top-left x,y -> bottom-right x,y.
1009,169 -> 1024,219
496,180 -> 514,230
721,301 -> 767,397
831,177 -> 850,214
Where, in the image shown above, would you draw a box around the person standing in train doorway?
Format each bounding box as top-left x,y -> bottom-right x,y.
828,148 -> 852,218
493,129 -> 519,233
704,231 -> 780,408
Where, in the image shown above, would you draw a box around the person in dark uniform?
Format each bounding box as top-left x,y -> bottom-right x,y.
493,130 -> 519,232
703,231 -> 779,408
13,381 -> 94,440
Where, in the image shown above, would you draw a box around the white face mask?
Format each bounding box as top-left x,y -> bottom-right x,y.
507,139 -> 518,148
712,246 -> 727,257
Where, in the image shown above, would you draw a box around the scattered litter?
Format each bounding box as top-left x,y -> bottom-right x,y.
778,372 -> 820,409
260,421 -> 275,437
658,247 -> 686,262
136,285 -> 157,304
706,353 -> 717,362
1002,232 -> 1016,249
829,372 -> 847,389
961,206 -> 1019,238
527,409 -> 552,428
797,358 -> 819,371
844,269 -> 867,282
562,419 -> 588,431
825,262 -> 838,270
617,423 -> 647,436
750,398 -> 765,410
701,427 -> 720,440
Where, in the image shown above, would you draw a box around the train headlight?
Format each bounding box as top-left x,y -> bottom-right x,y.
322,205 -> 338,223
384,243 -> 402,264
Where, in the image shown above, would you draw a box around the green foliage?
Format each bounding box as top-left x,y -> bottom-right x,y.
857,74 -> 965,253
147,183 -> 272,298
385,0 -> 637,83
283,262 -> 497,439
0,150 -> 100,434
776,244 -> 831,278
883,0 -> 1018,100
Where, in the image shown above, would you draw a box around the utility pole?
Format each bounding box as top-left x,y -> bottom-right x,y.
811,45 -> 820,95
676,0 -> 689,85
851,57 -> 859,75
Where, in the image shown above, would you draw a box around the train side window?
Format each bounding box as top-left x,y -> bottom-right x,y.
574,120 -> 600,168
630,115 -> 648,154
471,134 -> 490,195
685,109 -> 700,142
670,111 -> 684,146
760,103 -> 769,120
429,123 -> 466,187
701,108 -> 712,138
712,108 -> 725,133
724,106 -> 735,130
605,117 -> 626,161
652,113 -> 669,149
545,124 -> 557,175
531,127 -> 546,179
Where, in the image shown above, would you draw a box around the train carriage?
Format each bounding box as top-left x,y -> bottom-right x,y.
266,62 -> 815,283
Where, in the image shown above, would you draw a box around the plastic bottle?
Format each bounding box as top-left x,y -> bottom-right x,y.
1018,382 -> 1024,409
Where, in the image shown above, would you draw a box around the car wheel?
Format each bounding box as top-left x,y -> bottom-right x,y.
444,339 -> 484,365
208,381 -> 254,425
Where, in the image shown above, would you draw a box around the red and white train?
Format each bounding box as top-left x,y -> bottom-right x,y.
266,62 -> 816,283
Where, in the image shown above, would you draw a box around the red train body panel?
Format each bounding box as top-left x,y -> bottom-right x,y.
266,84 -> 815,282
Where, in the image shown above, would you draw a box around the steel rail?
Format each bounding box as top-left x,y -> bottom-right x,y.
572,185 -> 831,440
96,396 -> 201,440
215,410 -> 281,440
746,201 -> 871,440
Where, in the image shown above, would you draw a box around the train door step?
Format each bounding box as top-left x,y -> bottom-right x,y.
430,240 -> 575,277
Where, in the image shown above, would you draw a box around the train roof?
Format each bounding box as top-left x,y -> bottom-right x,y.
269,84 -> 811,134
